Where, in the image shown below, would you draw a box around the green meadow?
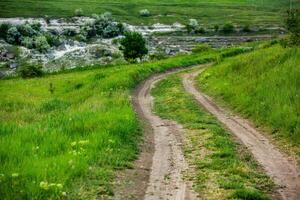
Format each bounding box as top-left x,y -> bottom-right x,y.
1,0 -> 298,26
197,45 -> 300,159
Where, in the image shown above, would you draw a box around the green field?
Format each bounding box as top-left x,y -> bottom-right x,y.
0,49 -> 224,199
0,0 -> 298,26
152,72 -> 273,199
197,44 -> 300,159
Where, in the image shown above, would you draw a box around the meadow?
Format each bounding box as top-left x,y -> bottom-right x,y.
0,50 -> 222,199
0,0 -> 298,26
152,72 -> 273,199
197,44 -> 300,159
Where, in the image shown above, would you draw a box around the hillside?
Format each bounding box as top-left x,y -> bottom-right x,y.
197,44 -> 300,158
0,0 -> 297,26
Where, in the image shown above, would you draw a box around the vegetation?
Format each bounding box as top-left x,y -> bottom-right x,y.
17,64 -> 44,78
120,32 -> 148,61
152,71 -> 273,199
0,49 -> 227,199
139,9 -> 151,17
285,8 -> 300,46
197,45 -> 300,158
222,23 -> 235,34
0,0 -> 297,26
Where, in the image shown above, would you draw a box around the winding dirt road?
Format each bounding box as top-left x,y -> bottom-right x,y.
134,69 -> 198,200
182,67 -> 300,200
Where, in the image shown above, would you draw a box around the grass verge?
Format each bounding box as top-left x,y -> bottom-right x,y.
196,44 -> 300,161
152,72 -> 274,199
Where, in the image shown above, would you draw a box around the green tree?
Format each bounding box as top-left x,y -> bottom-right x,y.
285,9 -> 300,46
120,32 -> 148,61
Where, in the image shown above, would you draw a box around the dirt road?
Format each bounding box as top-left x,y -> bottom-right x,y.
182,67 -> 300,200
134,68 -> 199,200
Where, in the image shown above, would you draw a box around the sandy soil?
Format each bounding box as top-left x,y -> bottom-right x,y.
182,67 -> 300,200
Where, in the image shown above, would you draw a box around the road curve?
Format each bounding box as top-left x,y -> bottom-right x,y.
182,67 -> 300,200
134,67 -> 199,200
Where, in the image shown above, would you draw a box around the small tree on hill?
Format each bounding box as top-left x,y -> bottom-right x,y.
285,8 -> 300,46
120,32 -> 148,62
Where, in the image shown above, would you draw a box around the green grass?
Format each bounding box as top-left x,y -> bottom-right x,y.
1,0 -> 298,26
0,50 -> 223,199
196,44 -> 300,159
151,72 -> 274,199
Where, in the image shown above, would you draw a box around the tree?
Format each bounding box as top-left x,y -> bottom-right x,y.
285,8 -> 300,46
120,32 -> 148,61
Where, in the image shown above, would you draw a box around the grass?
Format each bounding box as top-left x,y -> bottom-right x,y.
0,50 -> 224,199
1,0 -> 298,26
196,44 -> 300,160
151,72 -> 274,199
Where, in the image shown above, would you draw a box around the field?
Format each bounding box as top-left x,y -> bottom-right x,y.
152,72 -> 274,199
0,50 -> 224,199
0,0 -> 298,26
197,44 -> 300,159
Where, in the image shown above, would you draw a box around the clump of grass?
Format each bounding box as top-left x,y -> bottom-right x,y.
152,74 -> 273,199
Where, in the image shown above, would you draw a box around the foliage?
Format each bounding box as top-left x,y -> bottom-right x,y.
0,23 -> 11,39
21,37 -> 34,49
44,32 -> 62,47
186,19 -> 198,33
30,22 -> 42,32
34,35 -> 50,52
74,8 -> 83,17
139,9 -> 151,17
222,23 -> 235,34
120,32 -> 148,61
195,27 -> 205,34
6,26 -> 22,44
214,24 -> 219,32
242,24 -> 251,32
192,44 -> 211,53
284,9 -> 300,46
17,64 -> 43,78
17,23 -> 37,37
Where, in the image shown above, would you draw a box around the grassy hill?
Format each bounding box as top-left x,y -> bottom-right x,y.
197,44 -> 300,159
0,0 -> 297,26
0,50 -> 221,199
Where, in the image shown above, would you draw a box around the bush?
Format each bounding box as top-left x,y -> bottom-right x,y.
6,26 -> 22,44
140,9 -> 151,17
34,36 -> 50,52
284,9 -> 300,46
192,44 -> 211,53
63,28 -> 77,37
222,23 -> 235,34
242,24 -> 251,32
31,22 -> 42,32
120,32 -> 148,61
214,24 -> 219,32
195,27 -> 205,34
74,8 -> 83,17
0,23 -> 11,39
186,19 -> 198,33
44,33 -> 62,47
103,22 -> 124,38
17,24 -> 37,37
17,64 -> 43,78
21,37 -> 34,49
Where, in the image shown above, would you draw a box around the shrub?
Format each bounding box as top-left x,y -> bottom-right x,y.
214,24 -> 219,32
103,22 -> 124,38
17,24 -> 36,37
140,9 -> 151,17
6,26 -> 22,44
222,23 -> 235,34
44,33 -> 62,47
120,32 -> 148,61
17,64 -> 43,78
242,24 -> 251,32
0,23 -> 11,39
21,37 -> 34,49
63,28 -> 77,37
186,19 -> 198,33
195,27 -> 206,34
31,22 -> 42,32
34,36 -> 50,52
74,8 -> 83,17
192,44 -> 211,53
284,9 -> 300,46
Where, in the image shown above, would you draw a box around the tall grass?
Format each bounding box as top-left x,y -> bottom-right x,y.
0,51 -> 220,199
197,45 -> 300,157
